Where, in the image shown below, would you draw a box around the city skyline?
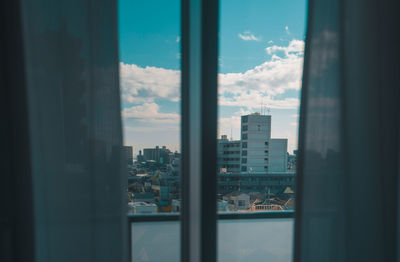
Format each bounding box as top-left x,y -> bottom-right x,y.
119,0 -> 307,155
127,112 -> 297,158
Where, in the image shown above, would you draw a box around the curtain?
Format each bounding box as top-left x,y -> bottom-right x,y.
296,0 -> 400,262
1,0 -> 35,261
1,0 -> 127,262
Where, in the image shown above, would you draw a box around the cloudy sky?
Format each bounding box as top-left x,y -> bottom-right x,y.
119,0 -> 307,155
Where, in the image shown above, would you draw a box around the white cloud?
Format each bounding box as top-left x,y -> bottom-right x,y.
176,36 -> 180,43
266,39 -> 304,56
238,31 -> 261,41
119,40 -> 305,153
120,39 -> 304,111
122,104 -> 180,153
218,39 -> 304,110
268,40 -> 273,44
122,103 -> 180,124
119,63 -> 180,104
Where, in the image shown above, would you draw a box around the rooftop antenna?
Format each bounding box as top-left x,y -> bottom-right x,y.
266,107 -> 271,115
230,126 -> 233,141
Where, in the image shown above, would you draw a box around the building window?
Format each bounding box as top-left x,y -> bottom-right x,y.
242,125 -> 248,131
242,150 -> 247,156
242,116 -> 248,123
242,142 -> 247,148
265,141 -> 269,145
242,158 -> 247,164
241,166 -> 247,172
242,134 -> 248,140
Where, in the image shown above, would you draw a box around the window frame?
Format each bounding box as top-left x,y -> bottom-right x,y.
128,1 -> 298,262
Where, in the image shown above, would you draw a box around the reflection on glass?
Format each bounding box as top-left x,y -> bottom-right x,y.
118,0 -> 181,215
217,0 -> 306,212
131,219 -> 294,262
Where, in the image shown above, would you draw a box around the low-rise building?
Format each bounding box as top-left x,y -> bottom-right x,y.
217,135 -> 241,173
223,192 -> 250,210
128,202 -> 158,214
143,145 -> 173,164
171,199 -> 181,212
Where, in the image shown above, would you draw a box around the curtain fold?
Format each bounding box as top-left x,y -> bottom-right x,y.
296,0 -> 400,262
17,0 -> 127,262
1,0 -> 35,261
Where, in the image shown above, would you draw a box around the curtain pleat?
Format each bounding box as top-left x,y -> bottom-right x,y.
18,0 -> 127,262
296,0 -> 400,262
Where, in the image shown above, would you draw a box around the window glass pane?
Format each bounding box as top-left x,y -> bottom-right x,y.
217,0 -> 307,261
119,0 -> 181,260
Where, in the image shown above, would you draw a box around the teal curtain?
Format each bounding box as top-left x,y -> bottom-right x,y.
295,0 -> 400,261
19,0 -> 127,262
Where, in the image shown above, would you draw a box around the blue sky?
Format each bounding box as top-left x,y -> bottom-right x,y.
119,0 -> 307,155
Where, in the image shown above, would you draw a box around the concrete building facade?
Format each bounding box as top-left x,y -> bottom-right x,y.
217,113 -> 288,174
269,139 -> 288,172
240,113 -> 271,173
143,146 -> 172,164
217,135 -> 241,173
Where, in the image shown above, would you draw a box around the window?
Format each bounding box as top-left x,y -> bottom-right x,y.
119,0 -> 306,260
15,0 -> 397,258
216,0 -> 305,258
119,0 -> 182,261
120,0 -> 181,216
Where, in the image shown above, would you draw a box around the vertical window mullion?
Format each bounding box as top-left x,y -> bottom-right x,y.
181,0 -> 219,262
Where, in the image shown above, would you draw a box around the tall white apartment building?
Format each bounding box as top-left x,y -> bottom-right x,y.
240,113 -> 288,173
240,113 -> 271,173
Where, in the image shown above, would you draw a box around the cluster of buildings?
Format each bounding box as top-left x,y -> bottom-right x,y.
126,112 -> 297,214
